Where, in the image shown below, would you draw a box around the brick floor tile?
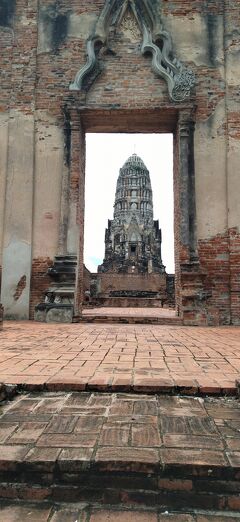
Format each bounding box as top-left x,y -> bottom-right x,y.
64,393 -> 91,407
0,423 -> 18,443
160,416 -> 191,434
2,321 -> 239,394
196,514 -> 239,522
160,448 -> 228,467
7,399 -> 41,413
35,397 -> 68,413
0,504 -> 52,521
133,400 -> 157,416
226,452 -> 240,467
95,447 -> 159,471
51,507 -> 87,522
37,433 -> 98,448
45,416 -> 78,434
90,510 -> 158,521
159,513 -> 195,522
88,394 -> 112,406
99,425 -> 130,446
163,434 -> 224,449
132,425 -> 161,447
24,447 -> 61,470
74,416 -> 104,433
0,445 -> 30,464
225,438 -> 240,451
46,379 -> 87,391
8,422 -> 47,444
110,400 -> 134,415
58,448 -> 94,470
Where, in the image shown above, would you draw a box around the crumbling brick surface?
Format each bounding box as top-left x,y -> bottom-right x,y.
0,0 -> 239,324
30,258 -> 53,320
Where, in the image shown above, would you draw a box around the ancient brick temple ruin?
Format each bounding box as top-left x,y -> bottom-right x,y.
95,153 -> 168,307
0,0 -> 240,325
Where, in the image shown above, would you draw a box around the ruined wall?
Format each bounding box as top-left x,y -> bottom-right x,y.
0,0 -> 239,325
98,273 -> 167,296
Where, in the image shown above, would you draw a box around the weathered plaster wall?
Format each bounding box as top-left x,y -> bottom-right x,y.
0,0 -> 239,324
0,113 -> 9,289
1,111 -> 34,319
33,113 -> 64,259
225,1 -> 240,325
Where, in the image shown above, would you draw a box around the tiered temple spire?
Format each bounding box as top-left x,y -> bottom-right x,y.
98,154 -> 165,274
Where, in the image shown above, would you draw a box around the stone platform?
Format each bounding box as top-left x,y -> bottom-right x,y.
0,392 -> 240,514
0,322 -> 240,394
0,322 -> 240,519
81,307 -> 181,325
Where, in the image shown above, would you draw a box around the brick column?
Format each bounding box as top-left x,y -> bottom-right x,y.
64,108 -> 85,319
178,111 -> 197,263
177,111 -> 207,325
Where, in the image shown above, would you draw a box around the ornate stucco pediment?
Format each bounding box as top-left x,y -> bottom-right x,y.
70,0 -> 196,102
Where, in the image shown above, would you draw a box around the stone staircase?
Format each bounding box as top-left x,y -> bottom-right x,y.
80,313 -> 182,325
0,390 -> 239,519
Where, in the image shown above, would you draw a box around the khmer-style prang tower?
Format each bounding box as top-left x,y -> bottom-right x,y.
98,154 -> 165,275
95,154 -> 167,307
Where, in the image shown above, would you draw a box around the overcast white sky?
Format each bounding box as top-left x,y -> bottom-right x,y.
84,133 -> 174,273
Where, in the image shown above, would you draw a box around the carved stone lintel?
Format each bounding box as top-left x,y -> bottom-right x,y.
69,0 -> 196,102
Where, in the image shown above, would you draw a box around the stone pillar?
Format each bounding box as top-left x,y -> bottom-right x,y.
59,107 -> 86,319
177,111 -> 207,325
58,107 -> 71,256
67,109 -> 83,255
178,111 -> 197,262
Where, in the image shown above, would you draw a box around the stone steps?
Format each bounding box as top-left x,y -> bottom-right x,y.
1,501 -> 240,521
80,314 -> 182,325
0,392 -> 239,512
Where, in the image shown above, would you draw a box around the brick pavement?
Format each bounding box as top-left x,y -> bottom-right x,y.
0,322 -> 240,394
83,307 -> 176,317
81,307 -> 181,325
1,502 -> 240,521
0,392 -> 240,512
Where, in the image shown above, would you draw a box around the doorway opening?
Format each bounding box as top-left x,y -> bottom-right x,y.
83,132 -> 176,321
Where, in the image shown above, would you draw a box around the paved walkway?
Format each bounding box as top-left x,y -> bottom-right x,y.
0,322 -> 240,393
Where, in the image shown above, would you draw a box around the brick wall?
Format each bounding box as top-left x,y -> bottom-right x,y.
0,0 -> 239,324
98,273 -> 167,296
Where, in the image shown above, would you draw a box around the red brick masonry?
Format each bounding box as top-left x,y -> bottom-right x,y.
1,503 -> 239,521
0,322 -> 240,394
0,393 -> 239,512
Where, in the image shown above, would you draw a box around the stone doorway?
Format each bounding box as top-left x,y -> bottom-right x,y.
83,132 -> 175,319
61,106 -> 199,325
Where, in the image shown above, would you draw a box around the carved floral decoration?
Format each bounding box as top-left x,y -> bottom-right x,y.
70,0 -> 196,103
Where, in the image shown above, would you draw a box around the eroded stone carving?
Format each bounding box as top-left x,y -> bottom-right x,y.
120,9 -> 141,41
70,0 -> 196,102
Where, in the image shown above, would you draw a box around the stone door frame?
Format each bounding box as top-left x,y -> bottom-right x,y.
62,104 -> 200,324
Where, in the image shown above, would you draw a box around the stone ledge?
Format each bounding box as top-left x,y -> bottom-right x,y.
3,380 -> 237,397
